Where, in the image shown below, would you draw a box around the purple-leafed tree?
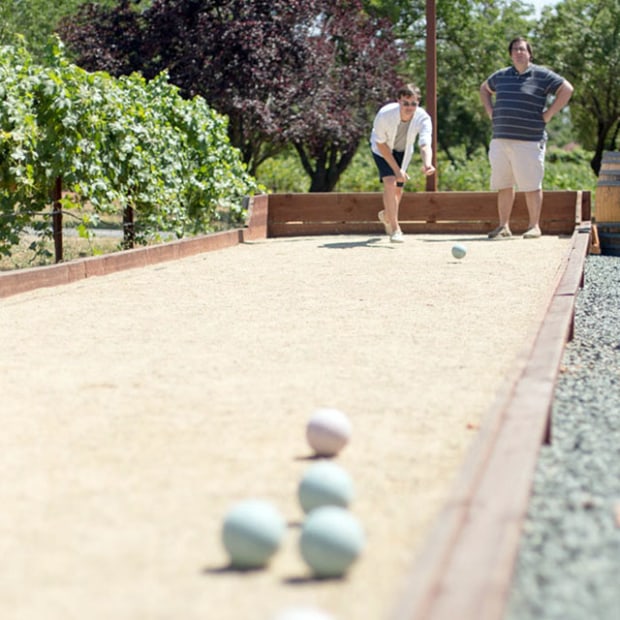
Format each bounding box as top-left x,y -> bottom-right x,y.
58,0 -> 405,190
57,0 -> 145,76
143,0 -> 314,175
284,0 -> 405,191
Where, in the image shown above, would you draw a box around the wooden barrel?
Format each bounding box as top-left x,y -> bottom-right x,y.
597,222 -> 620,257
595,151 -> 620,222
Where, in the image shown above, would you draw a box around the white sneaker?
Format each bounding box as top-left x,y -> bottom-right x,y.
523,225 -> 542,239
378,210 -> 393,235
390,230 -> 404,243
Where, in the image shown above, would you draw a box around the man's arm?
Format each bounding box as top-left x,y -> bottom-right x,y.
480,80 -> 494,119
543,80 -> 574,124
419,144 -> 435,176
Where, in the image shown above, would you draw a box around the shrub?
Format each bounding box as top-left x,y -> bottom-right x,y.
257,143 -> 597,194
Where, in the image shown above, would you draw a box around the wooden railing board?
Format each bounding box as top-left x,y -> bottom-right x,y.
266,191 -> 587,237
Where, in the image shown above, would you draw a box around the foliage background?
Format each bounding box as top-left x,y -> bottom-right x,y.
0,0 -> 615,268
257,144 -> 597,195
48,0 -> 615,190
0,38 -> 260,262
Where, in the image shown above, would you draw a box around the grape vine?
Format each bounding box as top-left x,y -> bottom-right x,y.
0,37 -> 262,259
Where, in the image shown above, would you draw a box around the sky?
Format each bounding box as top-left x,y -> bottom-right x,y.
529,0 -> 562,17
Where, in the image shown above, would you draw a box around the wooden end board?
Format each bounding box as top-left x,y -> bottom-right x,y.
267,191 -> 587,237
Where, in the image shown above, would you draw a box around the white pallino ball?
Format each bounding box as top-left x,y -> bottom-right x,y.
306,408 -> 352,457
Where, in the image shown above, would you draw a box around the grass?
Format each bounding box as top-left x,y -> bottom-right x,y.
0,233 -> 123,271
0,209 -> 236,271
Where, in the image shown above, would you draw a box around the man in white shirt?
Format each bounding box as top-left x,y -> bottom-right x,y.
370,84 -> 435,243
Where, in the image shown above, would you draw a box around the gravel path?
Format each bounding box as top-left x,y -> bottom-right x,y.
506,255 -> 620,620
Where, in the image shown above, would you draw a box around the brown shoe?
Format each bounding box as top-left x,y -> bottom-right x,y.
488,224 -> 512,239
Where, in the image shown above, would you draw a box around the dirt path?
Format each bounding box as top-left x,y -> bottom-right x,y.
0,233 -> 571,620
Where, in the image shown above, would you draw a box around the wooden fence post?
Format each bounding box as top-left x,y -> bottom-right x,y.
52,176 -> 63,263
425,0 -> 438,192
123,205 -> 135,250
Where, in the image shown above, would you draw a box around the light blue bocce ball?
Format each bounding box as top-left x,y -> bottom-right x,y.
298,460 -> 355,514
222,499 -> 286,569
299,506 -> 365,578
451,243 -> 467,259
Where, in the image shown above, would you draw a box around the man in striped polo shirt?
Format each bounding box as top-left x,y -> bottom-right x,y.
480,37 -> 573,239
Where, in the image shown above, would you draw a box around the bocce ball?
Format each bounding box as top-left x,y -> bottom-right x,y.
298,460 -> 355,514
299,506 -> 365,578
272,607 -> 335,620
451,243 -> 467,259
306,408 -> 352,457
221,499 -> 286,569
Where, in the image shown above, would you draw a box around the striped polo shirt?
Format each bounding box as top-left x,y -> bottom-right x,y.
487,64 -> 565,141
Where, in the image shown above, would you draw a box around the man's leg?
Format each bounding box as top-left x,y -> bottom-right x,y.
488,186 -> 515,239
513,139 -> 545,237
382,176 -> 399,232
488,140 -> 516,238
497,186 -> 515,226
524,189 -> 543,229
395,184 -> 404,209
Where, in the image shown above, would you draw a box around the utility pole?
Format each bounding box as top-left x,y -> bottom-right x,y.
425,0 -> 438,191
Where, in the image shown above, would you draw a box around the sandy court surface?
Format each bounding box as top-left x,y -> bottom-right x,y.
0,232 -> 572,620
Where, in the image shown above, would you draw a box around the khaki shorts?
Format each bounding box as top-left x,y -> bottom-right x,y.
489,138 -> 546,192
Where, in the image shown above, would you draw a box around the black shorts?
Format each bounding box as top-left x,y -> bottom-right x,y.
372,150 -> 405,187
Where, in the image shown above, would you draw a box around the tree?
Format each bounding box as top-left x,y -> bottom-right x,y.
0,0 -> 116,59
142,0 -> 315,175
400,0 -> 535,164
58,0 -> 403,190
283,0 -> 405,191
536,0 -> 620,174
54,0 -> 145,76
0,39 -> 259,256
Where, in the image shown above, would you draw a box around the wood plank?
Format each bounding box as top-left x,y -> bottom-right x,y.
390,227 -> 587,620
0,230 -> 244,298
0,264 -> 72,298
244,194 -> 269,241
99,247 -> 149,274
267,191 -> 583,237
268,219 -> 575,237
589,222 -> 601,254
268,221 -> 501,236
581,190 -> 592,221
555,228 -> 590,296
268,191 -> 580,218
172,230 -> 241,260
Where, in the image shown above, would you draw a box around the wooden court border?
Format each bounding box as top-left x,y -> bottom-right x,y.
1,190 -> 588,299
388,223 -> 591,620
0,191 -> 592,620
